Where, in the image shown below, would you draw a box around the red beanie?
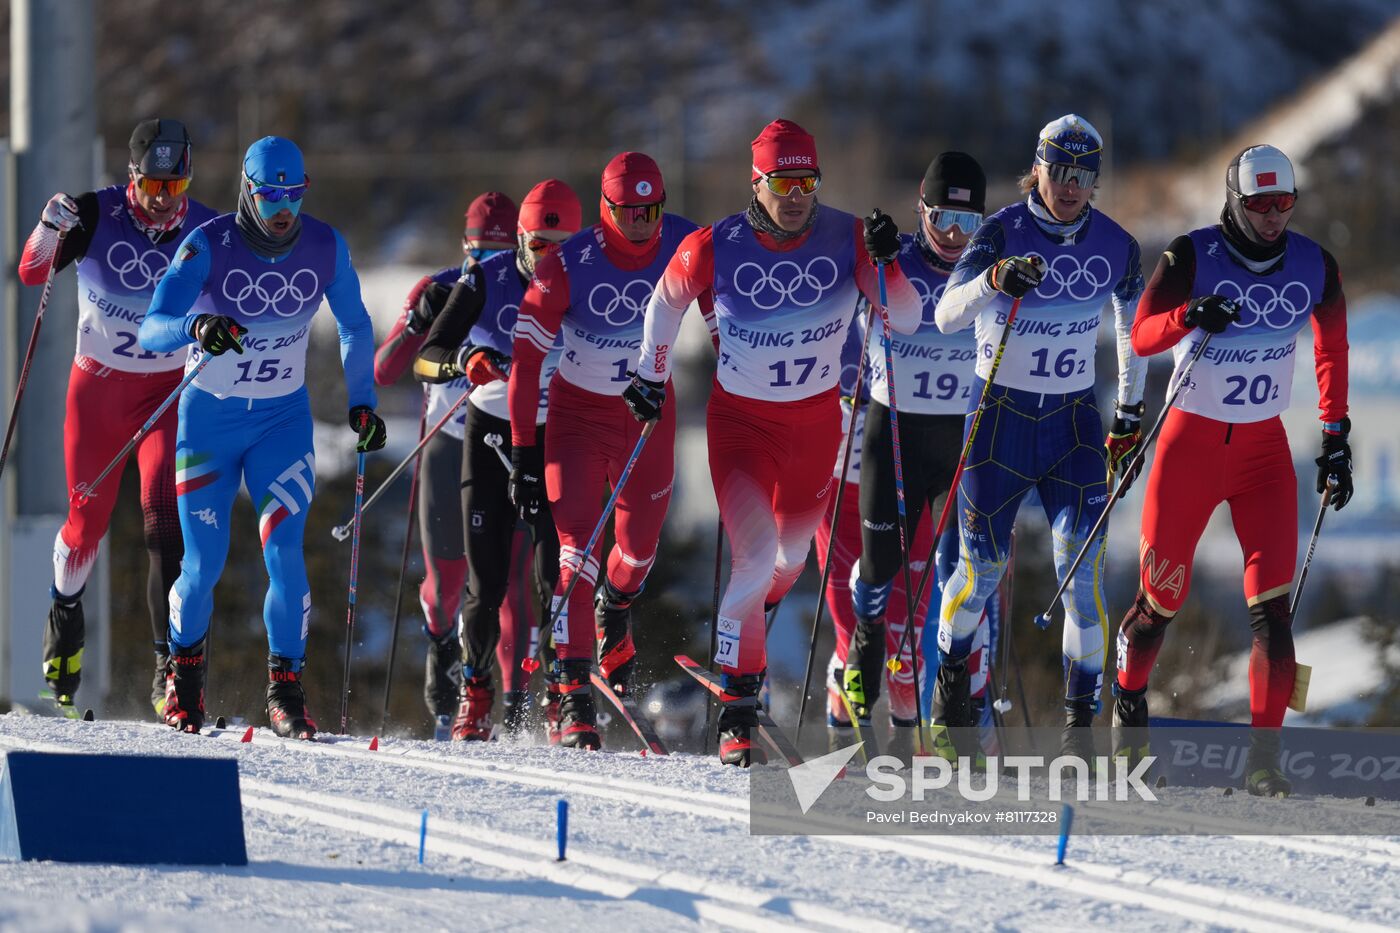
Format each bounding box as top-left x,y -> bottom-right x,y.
751,119 -> 819,180
601,152 -> 665,206
518,179 -> 582,235
463,192 -> 519,247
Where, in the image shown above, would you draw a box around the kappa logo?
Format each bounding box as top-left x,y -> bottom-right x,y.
588,279 -> 654,327
1030,252 -> 1113,301
222,267 -> 320,317
1212,278 -> 1312,330
578,245 -> 595,266
106,241 -> 170,291
726,224 -> 744,242
191,507 -> 218,528
732,256 -> 840,310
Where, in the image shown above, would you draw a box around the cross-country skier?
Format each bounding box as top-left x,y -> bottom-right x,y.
930,115 -> 1148,763
373,191 -> 541,732
1112,145 -> 1350,797
631,119 -> 921,766
139,136 -> 384,737
17,119 -> 218,717
417,180 -> 583,741
508,155 -> 701,749
841,152 -> 989,757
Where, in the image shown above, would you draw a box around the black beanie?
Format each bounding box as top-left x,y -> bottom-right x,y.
128,119 -> 192,177
920,151 -> 986,213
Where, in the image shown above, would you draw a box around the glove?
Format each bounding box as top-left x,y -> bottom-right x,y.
622,371 -> 666,423
1183,294 -> 1241,334
407,281 -> 452,335
509,445 -> 545,524
986,256 -> 1044,298
862,208 -> 900,266
41,193 -> 80,232
1105,402 -> 1144,492
190,315 -> 245,355
456,346 -> 510,386
1315,419 -> 1353,512
349,405 -> 387,453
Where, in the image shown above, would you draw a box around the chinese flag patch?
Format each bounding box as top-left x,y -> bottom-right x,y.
1255,171 -> 1277,187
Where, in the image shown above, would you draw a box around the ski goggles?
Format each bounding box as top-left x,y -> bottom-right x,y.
604,198 -> 665,224
754,171 -> 821,198
133,174 -> 191,198
919,201 -> 982,234
462,247 -> 511,267
1039,160 -> 1098,189
245,176 -> 309,203
522,230 -> 572,253
1237,190 -> 1297,214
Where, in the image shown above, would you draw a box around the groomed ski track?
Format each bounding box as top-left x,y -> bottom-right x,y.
0,714 -> 1396,931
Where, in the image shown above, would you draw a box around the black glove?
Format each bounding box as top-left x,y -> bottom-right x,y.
1183,294 -> 1241,334
1105,402 -> 1144,493
407,281 -> 452,335
622,372 -> 666,423
1315,419 -> 1353,512
510,445 -> 546,524
348,405 -> 387,453
862,208 -> 901,265
986,256 -> 1044,298
190,315 -> 245,355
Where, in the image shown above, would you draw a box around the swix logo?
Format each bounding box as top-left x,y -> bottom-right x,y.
578,245 -> 595,266
1206,241 -> 1220,257
726,224 -> 744,242
191,507 -> 219,528
1140,544 -> 1185,601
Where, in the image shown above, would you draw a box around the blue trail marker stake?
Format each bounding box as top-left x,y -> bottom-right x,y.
1055,804 -> 1074,865
418,808 -> 428,864
556,799 -> 569,861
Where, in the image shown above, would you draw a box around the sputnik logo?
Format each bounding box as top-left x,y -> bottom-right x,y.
788,742 -> 863,814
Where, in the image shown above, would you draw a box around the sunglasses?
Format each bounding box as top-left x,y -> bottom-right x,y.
755,171 -> 821,198
246,175 -> 309,203
919,201 -> 982,234
521,230 -> 572,253
134,175 -> 191,198
1237,191 -> 1297,214
604,199 -> 664,224
1040,161 -> 1098,189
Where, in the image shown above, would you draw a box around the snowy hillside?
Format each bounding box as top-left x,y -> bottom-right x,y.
2,714 -> 1398,931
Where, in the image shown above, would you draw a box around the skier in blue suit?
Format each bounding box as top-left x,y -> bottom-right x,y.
140,136 -> 385,738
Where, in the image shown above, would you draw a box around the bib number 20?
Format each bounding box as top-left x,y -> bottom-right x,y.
1223,374 -> 1279,406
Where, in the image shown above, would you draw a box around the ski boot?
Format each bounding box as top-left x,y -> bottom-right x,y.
540,690 -> 562,745
266,656 -> 317,740
451,672 -> 494,742
423,627 -> 463,719
1245,728 -> 1291,798
163,641 -> 206,734
826,655 -> 855,752
842,618 -> 887,752
550,659 -> 601,750
595,580 -> 639,695
41,585 -> 85,716
501,689 -> 530,738
717,671 -> 767,768
1111,683 -> 1151,768
928,657 -> 973,764
151,643 -> 171,719
1060,701 -> 1099,775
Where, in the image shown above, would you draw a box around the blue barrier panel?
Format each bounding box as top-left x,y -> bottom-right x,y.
0,751 -> 247,864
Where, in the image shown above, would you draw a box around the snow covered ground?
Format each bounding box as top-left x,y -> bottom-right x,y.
1,714 -> 1398,932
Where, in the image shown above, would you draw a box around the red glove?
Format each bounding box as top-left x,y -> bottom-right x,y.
458,346 -> 510,386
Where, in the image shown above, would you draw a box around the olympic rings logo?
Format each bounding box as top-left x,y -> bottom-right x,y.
220,268 -> 321,318
1212,279 -> 1312,330
1030,252 -> 1113,301
106,241 -> 170,291
908,275 -> 947,328
494,303 -> 520,338
732,256 -> 840,311
587,279 -> 655,327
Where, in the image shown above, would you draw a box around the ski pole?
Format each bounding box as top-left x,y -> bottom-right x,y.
71,350 -> 224,505
1,231 -> 67,483
1290,482 -> 1333,618
379,397 -> 428,733
993,527 -> 1017,715
339,430 -> 369,735
484,432 -> 513,471
543,420 -> 656,647
1032,333 -> 1215,630
892,291 -> 1027,669
332,387 -> 470,541
795,300 -> 875,747
704,518 -> 723,754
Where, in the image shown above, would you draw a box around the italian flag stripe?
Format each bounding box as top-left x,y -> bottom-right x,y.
259,498 -> 288,547
175,471 -> 218,497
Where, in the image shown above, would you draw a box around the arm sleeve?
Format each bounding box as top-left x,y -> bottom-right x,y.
374,275 -> 432,385
1312,249 -> 1348,424
138,227 -> 212,352
323,231 -> 378,411
935,219 -> 1003,334
414,272 -> 486,383
1130,235 -> 1197,357
1112,235 -> 1149,408
507,253 -> 571,446
637,226 -> 714,381
18,191 -> 98,285
852,218 -> 920,334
